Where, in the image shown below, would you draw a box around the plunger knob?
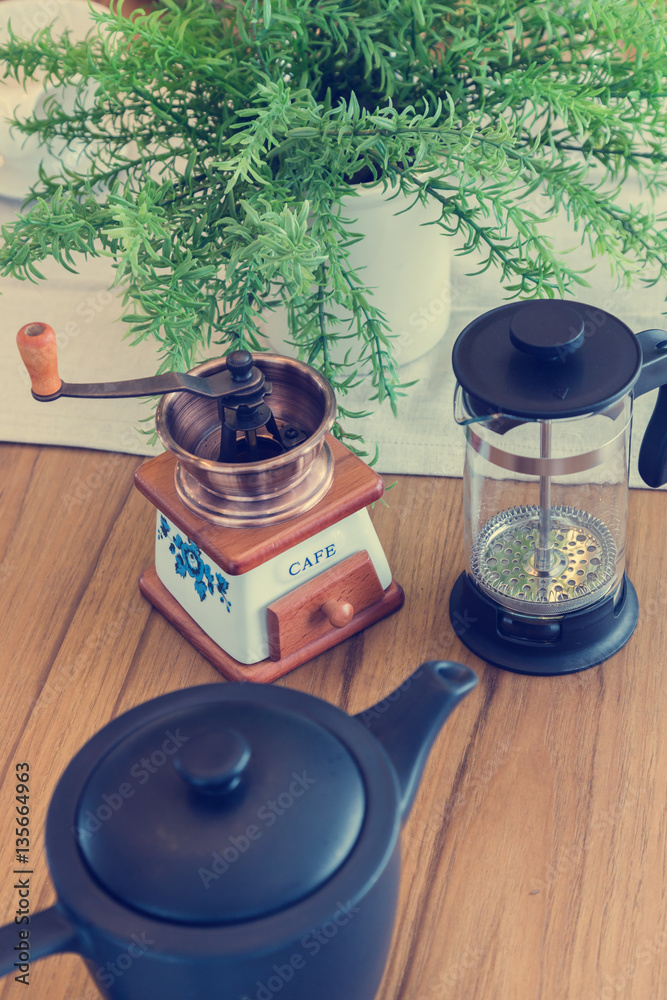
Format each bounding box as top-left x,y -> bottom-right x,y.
323,599 -> 355,629
509,301 -> 585,360
16,322 -> 62,398
226,350 -> 253,383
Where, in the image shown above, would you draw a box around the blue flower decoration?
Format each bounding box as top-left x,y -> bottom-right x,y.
159,516 -> 231,609
216,574 -> 232,613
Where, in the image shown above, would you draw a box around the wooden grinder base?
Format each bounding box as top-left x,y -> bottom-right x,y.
135,436 -> 405,682
139,567 -> 404,683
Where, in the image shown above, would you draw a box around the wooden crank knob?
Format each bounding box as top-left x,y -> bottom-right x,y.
322,599 -> 355,629
16,322 -> 62,398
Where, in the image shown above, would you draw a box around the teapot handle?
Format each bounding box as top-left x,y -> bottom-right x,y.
634,330 -> 667,489
0,905 -> 79,978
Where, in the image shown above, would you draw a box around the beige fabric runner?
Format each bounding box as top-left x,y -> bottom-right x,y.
2,189 -> 666,488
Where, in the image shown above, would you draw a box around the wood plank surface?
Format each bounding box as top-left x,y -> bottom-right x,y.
0,442 -> 666,1000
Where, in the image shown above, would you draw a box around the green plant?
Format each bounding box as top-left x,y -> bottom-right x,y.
1,0 -> 667,449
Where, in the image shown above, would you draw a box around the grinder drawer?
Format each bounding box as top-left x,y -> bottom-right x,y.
266,550 -> 385,660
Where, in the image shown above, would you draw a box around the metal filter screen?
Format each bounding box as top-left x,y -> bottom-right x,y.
470,505 -> 617,615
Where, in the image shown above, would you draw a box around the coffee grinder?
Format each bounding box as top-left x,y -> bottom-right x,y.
17,322 -> 404,681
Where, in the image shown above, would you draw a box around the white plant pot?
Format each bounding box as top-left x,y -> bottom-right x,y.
261,182 -> 452,367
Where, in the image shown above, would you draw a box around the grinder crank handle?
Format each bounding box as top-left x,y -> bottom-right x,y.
16,322 -> 62,397
634,329 -> 667,489
16,322 -> 262,402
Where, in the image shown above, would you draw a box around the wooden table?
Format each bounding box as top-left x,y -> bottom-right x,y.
0,441 -> 666,1000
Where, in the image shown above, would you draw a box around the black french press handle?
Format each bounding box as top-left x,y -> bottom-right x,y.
634,329 -> 667,489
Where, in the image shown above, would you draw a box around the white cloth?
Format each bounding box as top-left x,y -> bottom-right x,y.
2,187 -> 667,487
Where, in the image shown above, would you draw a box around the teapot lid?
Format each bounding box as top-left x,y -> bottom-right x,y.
452,300 -> 642,419
74,698 -> 366,925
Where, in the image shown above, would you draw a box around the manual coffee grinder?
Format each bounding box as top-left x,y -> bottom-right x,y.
17,322 -> 404,681
449,299 -> 667,676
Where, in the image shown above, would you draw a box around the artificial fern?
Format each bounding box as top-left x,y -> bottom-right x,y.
1,0 -> 666,443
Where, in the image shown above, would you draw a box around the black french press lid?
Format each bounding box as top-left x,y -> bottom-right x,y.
452,300 -> 643,419
74,699 -> 366,925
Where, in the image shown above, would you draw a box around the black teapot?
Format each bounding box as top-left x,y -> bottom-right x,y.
0,662 -> 477,999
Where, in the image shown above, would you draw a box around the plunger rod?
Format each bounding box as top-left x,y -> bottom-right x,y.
536,421 -> 552,572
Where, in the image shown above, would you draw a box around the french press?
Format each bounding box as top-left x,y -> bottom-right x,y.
449,299 -> 667,675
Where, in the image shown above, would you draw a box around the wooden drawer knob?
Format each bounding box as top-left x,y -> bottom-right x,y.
322,599 -> 354,629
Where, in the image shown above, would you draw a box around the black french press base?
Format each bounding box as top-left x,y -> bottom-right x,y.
449,572 -> 639,676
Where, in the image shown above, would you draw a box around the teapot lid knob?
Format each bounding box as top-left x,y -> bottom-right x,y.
174,729 -> 250,795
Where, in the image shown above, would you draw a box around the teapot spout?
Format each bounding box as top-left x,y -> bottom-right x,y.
354,661 -> 477,822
